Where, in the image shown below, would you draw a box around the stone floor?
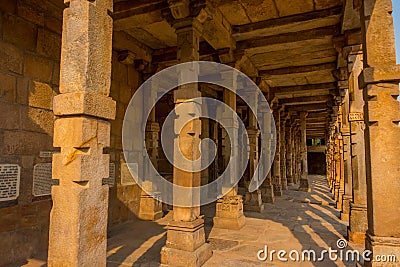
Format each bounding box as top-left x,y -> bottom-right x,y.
19,175 -> 364,267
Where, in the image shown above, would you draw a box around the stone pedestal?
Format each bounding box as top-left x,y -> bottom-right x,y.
348,203 -> 367,244
213,195 -> 245,229
139,191 -> 163,221
244,188 -> 264,212
261,183 -> 275,203
340,194 -> 351,221
298,112 -> 309,192
365,234 -> 400,267
161,218 -> 212,267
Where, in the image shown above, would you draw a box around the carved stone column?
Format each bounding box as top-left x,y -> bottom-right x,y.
261,109 -> 275,203
280,109 -> 288,190
360,0 -> 400,262
244,110 -> 264,212
160,16 -> 212,267
272,109 -> 282,196
213,70 -> 245,229
339,83 -> 352,221
298,111 -> 309,191
346,48 -> 368,244
48,0 -> 115,266
286,122 -> 294,186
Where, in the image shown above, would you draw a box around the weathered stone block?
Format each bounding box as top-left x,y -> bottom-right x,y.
20,106 -> 54,134
28,80 -> 53,109
37,28 -> 61,60
53,117 -> 111,149
0,41 -> 23,74
2,130 -> 52,155
48,185 -> 109,266
17,1 -> 44,26
3,14 -> 37,51
161,243 -> 212,267
0,72 -> 16,102
24,54 -> 53,83
0,102 -> 19,130
53,92 -> 116,120
16,77 -> 29,104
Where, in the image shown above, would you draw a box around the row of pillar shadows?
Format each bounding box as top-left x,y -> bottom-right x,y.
47,0 -> 400,267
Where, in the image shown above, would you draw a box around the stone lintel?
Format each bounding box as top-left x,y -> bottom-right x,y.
359,65 -> 400,88
53,92 -> 116,120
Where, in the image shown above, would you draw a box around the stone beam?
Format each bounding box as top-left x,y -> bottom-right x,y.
286,103 -> 329,112
113,1 -> 166,30
196,2 -> 234,50
152,41 -> 216,63
112,31 -> 153,62
280,95 -> 332,106
236,25 -> 340,52
233,6 -> 342,40
259,62 -> 337,76
272,82 -> 336,98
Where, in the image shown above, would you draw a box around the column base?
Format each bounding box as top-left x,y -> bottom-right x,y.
340,194 -> 352,221
161,218 -> 212,267
244,190 -> 264,212
336,189 -> 344,210
213,195 -> 245,230
273,184 -> 283,196
298,179 -> 310,192
138,192 -> 163,221
287,175 -> 294,186
365,233 -> 400,267
282,178 -> 288,190
348,203 -> 368,244
261,185 -> 275,203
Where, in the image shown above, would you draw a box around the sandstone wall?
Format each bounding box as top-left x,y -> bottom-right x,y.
0,1 -> 144,265
0,0 -> 63,265
107,51 -> 143,227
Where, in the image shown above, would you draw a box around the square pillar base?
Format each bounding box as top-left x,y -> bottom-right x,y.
340,194 -> 352,221
161,218 -> 212,267
298,179 -> 310,192
138,193 -> 163,221
244,190 -> 264,212
281,178 -> 288,190
365,233 -> 400,267
213,195 -> 245,230
348,203 -> 368,244
261,185 -> 275,203
273,184 -> 283,196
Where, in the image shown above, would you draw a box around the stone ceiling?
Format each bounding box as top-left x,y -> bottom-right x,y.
111,0 -> 360,138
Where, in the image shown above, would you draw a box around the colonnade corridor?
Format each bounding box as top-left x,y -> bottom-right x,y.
20,175 -> 361,267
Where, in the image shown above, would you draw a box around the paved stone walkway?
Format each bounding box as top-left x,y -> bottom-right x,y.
106,175 -> 362,267
20,175 -> 363,267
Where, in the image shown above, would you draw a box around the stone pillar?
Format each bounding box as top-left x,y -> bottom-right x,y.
279,110 -> 288,190
160,17 -> 212,267
286,122 -> 294,186
272,109 -> 282,196
261,109 -> 275,203
140,83 -> 163,221
335,132 -> 345,211
298,111 -> 309,191
244,109 -> 264,212
213,74 -> 245,229
294,125 -> 301,184
346,48 -> 368,244
48,0 -> 115,266
339,85 -> 352,221
359,0 -> 400,261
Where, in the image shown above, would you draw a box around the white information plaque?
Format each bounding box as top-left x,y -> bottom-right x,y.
0,164 -> 20,201
33,163 -> 52,196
